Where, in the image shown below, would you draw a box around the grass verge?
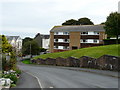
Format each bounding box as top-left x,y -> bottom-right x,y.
33,44 -> 119,59
22,59 -> 32,64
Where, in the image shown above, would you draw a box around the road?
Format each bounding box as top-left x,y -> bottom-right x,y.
17,63 -> 118,88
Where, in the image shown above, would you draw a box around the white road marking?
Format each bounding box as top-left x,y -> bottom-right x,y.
25,71 -> 43,89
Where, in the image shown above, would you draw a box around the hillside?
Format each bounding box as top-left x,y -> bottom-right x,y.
33,44 -> 119,59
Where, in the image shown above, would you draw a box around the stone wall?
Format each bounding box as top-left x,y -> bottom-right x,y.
31,55 -> 120,71
56,57 -> 67,66
96,55 -> 120,71
79,56 -> 96,68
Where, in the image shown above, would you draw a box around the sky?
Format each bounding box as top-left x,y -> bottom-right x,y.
0,0 -> 119,39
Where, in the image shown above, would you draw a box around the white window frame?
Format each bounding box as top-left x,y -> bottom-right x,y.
81,31 -> 100,35
63,32 -> 69,35
81,39 -> 99,43
94,31 -> 99,35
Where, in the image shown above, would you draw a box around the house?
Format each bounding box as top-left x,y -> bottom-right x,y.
6,36 -> 22,54
49,25 -> 107,53
34,33 -> 50,49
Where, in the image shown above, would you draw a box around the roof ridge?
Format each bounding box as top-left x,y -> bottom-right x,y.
50,25 -> 105,32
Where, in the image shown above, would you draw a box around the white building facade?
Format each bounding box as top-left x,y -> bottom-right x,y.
6,36 -> 22,54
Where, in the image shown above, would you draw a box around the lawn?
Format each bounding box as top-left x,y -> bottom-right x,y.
22,59 -> 32,64
33,44 -> 120,59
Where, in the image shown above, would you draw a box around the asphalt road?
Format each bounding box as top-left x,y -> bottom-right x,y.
17,63 -> 118,88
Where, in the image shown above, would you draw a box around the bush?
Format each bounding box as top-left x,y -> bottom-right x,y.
2,72 -> 18,84
11,84 -> 16,87
15,69 -> 22,74
103,39 -> 120,45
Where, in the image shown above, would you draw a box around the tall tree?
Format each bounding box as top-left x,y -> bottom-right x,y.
62,19 -> 78,25
100,22 -> 105,25
104,12 -> 120,41
78,17 -> 94,25
1,35 -> 12,53
22,37 -> 33,46
1,35 -> 16,70
62,17 -> 94,25
22,40 -> 40,56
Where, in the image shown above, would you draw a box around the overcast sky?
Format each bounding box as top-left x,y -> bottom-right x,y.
0,0 -> 119,38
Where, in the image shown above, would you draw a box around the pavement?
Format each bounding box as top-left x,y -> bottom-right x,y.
16,62 -> 119,88
12,71 -> 40,88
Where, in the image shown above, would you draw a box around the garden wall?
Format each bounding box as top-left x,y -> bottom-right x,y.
31,55 -> 120,71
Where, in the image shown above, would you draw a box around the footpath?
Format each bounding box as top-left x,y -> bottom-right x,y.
12,71 -> 40,89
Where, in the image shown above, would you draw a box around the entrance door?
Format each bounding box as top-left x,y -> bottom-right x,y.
72,46 -> 78,50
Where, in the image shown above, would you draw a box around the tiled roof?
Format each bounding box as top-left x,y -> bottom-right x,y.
34,33 -> 50,39
6,36 -> 20,41
50,25 -> 105,32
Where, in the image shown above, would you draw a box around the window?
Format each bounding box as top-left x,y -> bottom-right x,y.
94,39 -> 99,43
54,46 -> 58,49
63,46 -> 69,49
63,32 -> 69,35
64,39 -> 69,42
81,32 -> 88,35
83,39 -> 87,42
54,39 -> 58,42
55,32 -> 58,35
94,32 -> 99,35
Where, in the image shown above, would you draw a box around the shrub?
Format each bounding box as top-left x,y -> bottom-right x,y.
15,69 -> 22,74
104,39 -> 120,45
2,73 -> 18,84
11,84 -> 16,87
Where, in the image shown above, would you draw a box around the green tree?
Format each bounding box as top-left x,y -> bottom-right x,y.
78,17 -> 94,25
1,35 -> 17,71
1,35 -> 12,53
100,22 -> 105,25
22,40 -> 40,55
104,12 -> 120,41
39,48 -> 47,52
62,19 -> 78,25
62,17 -> 94,25
22,37 -> 33,46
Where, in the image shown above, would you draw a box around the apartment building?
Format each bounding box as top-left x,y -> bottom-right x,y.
50,25 -> 107,53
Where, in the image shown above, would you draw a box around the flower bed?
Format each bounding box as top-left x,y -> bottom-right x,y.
0,69 -> 21,88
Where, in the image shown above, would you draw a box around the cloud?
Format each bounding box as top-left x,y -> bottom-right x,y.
1,0 -> 119,38
2,27 -> 42,33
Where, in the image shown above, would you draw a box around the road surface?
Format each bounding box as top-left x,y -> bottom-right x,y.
17,63 -> 118,88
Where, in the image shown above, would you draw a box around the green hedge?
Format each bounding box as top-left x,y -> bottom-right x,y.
103,39 -> 120,45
